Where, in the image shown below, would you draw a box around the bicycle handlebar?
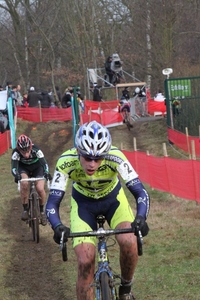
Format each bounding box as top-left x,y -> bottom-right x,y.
60,225 -> 143,262
19,177 -> 45,182
18,177 -> 50,191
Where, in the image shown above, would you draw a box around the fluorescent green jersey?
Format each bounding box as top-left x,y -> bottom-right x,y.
51,146 -> 139,200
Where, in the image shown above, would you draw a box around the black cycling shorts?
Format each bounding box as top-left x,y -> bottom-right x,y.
18,161 -> 44,178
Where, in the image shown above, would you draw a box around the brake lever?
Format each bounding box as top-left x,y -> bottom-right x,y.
135,224 -> 143,256
60,231 -> 67,261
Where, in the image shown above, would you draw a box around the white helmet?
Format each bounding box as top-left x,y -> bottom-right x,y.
75,121 -> 112,157
135,87 -> 140,94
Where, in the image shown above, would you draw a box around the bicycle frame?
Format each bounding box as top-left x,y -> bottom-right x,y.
60,215 -> 143,300
93,216 -> 118,299
123,108 -> 131,131
18,177 -> 48,243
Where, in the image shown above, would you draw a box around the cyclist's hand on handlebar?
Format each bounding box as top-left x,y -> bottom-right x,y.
53,224 -> 70,244
131,215 -> 149,237
44,172 -> 52,181
14,173 -> 21,183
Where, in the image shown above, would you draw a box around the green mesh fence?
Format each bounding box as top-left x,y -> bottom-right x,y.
164,76 -> 200,136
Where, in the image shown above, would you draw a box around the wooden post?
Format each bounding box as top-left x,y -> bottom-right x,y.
38,101 -> 42,122
133,137 -> 137,151
185,127 -> 191,159
191,140 -> 196,160
162,142 -> 168,157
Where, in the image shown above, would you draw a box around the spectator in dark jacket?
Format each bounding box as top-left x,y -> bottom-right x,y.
92,84 -> 102,102
61,87 -> 73,108
55,86 -> 61,102
27,87 -> 43,107
41,90 -> 52,108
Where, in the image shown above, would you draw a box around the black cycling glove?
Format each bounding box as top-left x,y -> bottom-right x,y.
14,173 -> 21,183
44,172 -> 52,181
131,215 -> 149,237
53,224 -> 70,244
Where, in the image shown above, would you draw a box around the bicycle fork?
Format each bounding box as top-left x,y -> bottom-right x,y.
93,239 -> 117,299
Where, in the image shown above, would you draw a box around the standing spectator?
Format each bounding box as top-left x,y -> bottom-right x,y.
92,83 -> 102,102
27,87 -> 43,107
154,89 -> 165,102
22,92 -> 28,107
47,88 -> 56,107
121,87 -> 130,100
104,56 -> 113,84
76,89 -> 84,112
0,111 -> 8,133
0,85 -> 3,91
6,81 -> 12,97
41,90 -> 52,108
16,84 -> 23,106
55,86 -> 61,104
11,85 -> 18,128
61,87 -> 73,108
133,87 -> 147,117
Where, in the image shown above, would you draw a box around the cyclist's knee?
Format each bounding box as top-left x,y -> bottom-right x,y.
75,244 -> 95,264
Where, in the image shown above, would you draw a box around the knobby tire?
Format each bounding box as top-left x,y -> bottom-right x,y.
31,193 -> 40,243
100,272 -> 113,300
124,110 -> 131,131
62,242 -> 67,261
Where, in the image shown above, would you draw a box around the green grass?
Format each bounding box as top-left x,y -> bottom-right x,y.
0,119 -> 200,299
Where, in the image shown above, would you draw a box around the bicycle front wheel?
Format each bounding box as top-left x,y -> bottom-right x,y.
100,272 -> 113,300
30,193 -> 40,243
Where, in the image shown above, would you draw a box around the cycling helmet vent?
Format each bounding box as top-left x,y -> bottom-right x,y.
75,121 -> 112,157
17,134 -> 32,152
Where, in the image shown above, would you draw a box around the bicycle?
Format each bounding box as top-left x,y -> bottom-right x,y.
123,108 -> 132,131
60,214 -> 143,300
18,177 -> 49,243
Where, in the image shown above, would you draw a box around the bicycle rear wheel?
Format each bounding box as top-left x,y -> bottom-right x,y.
100,272 -> 113,300
30,193 -> 40,243
124,110 -> 131,131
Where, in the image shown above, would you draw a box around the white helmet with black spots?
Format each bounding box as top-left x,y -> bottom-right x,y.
75,121 -> 112,157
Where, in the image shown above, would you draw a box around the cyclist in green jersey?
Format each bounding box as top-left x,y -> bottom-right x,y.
46,121 -> 150,300
11,134 -> 52,225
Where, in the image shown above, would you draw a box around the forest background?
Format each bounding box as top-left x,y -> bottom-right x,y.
0,0 -> 200,99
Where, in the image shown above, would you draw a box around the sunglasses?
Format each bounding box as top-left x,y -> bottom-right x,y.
80,153 -> 104,162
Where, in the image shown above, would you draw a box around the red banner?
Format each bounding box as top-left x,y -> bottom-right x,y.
168,127 -> 200,157
81,100 -> 122,126
148,99 -> 166,115
0,130 -> 11,155
17,106 -> 72,122
123,150 -> 200,202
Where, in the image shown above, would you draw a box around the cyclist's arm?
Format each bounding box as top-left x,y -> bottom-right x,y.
11,150 -> 20,176
35,147 -> 50,173
46,170 -> 69,229
117,159 -> 150,220
126,178 -> 150,220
